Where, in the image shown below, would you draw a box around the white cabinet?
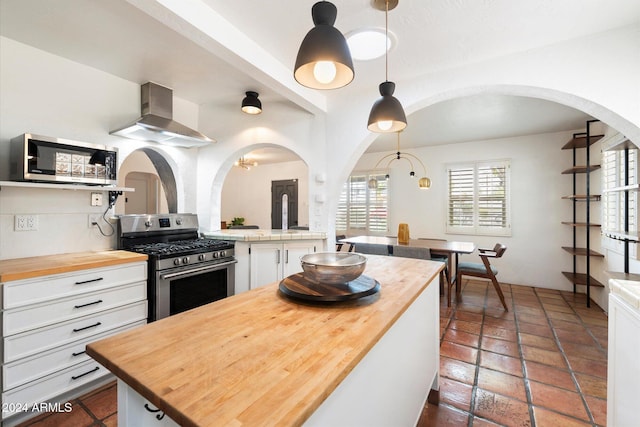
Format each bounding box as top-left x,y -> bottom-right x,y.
117,380 -> 179,427
249,241 -> 320,289
1,260 -> 148,422
607,285 -> 640,427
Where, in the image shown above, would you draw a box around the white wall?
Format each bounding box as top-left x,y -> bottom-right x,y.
0,36 -> 322,258
352,130 -> 599,293
322,25 -> 640,225
0,37 -> 199,258
221,160 -> 308,229
0,186 -> 118,259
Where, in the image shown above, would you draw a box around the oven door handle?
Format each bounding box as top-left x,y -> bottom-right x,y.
160,260 -> 237,281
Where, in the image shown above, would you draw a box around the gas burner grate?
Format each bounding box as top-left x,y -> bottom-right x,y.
129,239 -> 233,256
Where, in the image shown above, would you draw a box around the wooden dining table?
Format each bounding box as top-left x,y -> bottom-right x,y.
338,235 -> 476,288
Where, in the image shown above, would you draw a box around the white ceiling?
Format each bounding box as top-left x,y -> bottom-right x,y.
2,0 -> 639,162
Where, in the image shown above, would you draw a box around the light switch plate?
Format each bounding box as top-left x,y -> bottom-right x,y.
91,192 -> 103,207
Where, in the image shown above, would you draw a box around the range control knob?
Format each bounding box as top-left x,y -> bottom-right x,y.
176,218 -> 182,225
182,257 -> 189,264
173,258 -> 181,266
145,220 -> 152,227
198,254 -> 206,261
212,252 -> 219,258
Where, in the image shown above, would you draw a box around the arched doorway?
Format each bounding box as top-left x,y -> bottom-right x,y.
117,148 -> 177,214
220,146 -> 308,230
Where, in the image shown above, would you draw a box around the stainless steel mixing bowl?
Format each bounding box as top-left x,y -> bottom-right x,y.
300,252 -> 367,284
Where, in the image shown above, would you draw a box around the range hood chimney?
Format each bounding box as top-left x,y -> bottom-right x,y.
110,82 -> 215,148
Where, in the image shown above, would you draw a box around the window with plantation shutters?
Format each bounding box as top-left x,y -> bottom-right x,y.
336,172 -> 389,234
446,160 -> 511,236
602,147 -> 638,252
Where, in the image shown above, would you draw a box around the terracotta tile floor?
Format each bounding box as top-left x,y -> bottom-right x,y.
17,279 -> 608,427
418,278 -> 608,427
16,381 -> 117,426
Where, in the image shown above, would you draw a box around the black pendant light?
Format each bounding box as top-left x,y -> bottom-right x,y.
294,1 -> 354,90
241,91 -> 262,115
367,0 -> 407,133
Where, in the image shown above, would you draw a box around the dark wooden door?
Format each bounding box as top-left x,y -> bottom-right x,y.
271,179 -> 298,229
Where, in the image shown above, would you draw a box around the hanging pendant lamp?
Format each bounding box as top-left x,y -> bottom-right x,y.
367,0 -> 407,133
294,1 -> 354,90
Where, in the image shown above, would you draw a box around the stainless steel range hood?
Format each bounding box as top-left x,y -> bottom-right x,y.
110,82 -> 215,148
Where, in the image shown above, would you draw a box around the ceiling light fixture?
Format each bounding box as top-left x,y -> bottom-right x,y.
367,0 -> 407,133
294,1 -> 354,90
241,91 -> 262,115
234,156 -> 258,170
368,131 -> 430,190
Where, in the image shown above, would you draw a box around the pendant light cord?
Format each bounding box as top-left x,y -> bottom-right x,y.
385,0 -> 389,81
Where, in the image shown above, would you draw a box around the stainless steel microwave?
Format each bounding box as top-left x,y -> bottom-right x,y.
10,133 -> 118,185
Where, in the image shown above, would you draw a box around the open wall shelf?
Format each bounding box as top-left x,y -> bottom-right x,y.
561,272 -> 604,288
0,181 -> 133,192
561,165 -> 601,174
561,247 -> 604,257
562,133 -> 604,149
561,120 -> 602,307
561,195 -> 601,201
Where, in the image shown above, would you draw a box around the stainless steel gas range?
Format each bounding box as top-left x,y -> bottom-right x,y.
116,213 -> 236,322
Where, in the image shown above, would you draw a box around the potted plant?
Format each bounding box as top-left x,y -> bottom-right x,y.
231,217 -> 245,226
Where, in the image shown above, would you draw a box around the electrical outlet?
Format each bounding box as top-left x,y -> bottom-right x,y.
89,214 -> 102,228
90,192 -> 103,207
14,215 -> 38,231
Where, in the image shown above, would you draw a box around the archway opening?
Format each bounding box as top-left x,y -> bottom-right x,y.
117,148 -> 177,214
220,146 -> 308,230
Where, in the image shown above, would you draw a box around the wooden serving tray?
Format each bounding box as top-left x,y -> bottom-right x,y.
279,273 -> 380,302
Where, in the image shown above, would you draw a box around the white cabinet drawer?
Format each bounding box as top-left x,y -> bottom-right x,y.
4,301 -> 147,363
3,281 -> 146,335
2,359 -> 109,419
3,262 -> 147,309
3,320 -> 145,390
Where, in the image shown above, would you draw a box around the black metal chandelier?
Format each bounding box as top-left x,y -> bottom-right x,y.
368,131 -> 430,189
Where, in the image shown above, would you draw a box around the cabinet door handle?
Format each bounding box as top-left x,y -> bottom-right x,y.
285,249 -> 289,264
276,249 -> 281,264
72,322 -> 102,332
74,277 -> 104,285
71,366 -> 99,380
144,403 -> 166,420
72,350 -> 86,357
74,299 -> 103,309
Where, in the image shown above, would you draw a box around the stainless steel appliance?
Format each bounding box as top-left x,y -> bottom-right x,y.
117,213 -> 235,321
10,133 -> 117,185
110,82 -> 215,148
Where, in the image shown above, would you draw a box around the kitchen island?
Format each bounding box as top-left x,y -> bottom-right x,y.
86,255 -> 442,426
202,229 -> 327,293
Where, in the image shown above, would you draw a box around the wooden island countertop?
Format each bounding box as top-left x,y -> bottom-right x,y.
86,255 -> 443,426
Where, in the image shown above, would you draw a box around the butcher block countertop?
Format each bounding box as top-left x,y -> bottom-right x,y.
86,255 -> 442,427
0,250 -> 148,282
